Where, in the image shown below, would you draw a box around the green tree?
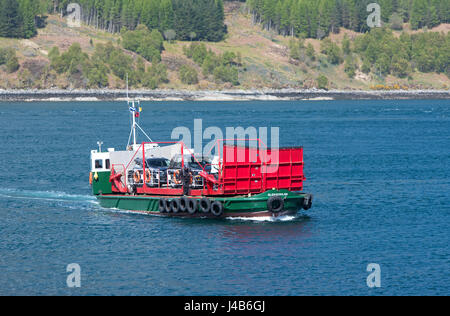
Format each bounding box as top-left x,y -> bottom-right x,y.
122,25 -> 164,62
184,43 -> 208,64
86,60 -> 109,88
109,49 -> 133,80
50,43 -> 88,74
159,0 -> 174,32
361,59 -> 371,74
410,0 -> 428,30
391,56 -> 410,77
321,38 -> 342,64
202,53 -> 219,75
0,0 -> 21,38
389,12 -> 404,30
1,48 -> 20,73
213,65 -> 239,85
306,43 -> 316,61
20,0 -> 37,38
316,74 -> 328,89
6,57 -> 19,73
163,29 -> 176,42
375,53 -> 391,75
344,56 -> 357,78
183,42 -> 242,85
189,32 -> 197,41
342,35 -> 351,55
179,64 -> 198,85
143,62 -> 169,88
289,38 -> 305,61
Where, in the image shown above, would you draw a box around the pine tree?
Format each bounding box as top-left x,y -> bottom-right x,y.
0,0 -> 22,38
296,0 -> 310,37
20,0 -> 37,38
159,0 -> 174,32
410,0 -> 428,30
426,6 -> 440,28
379,0 -> 394,22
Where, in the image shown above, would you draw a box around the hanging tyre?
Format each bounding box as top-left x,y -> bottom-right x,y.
164,199 -> 172,213
187,199 -> 198,215
199,198 -> 211,213
159,198 -> 167,213
302,194 -> 313,210
171,199 -> 181,213
211,201 -> 224,217
180,197 -> 189,213
267,196 -> 284,214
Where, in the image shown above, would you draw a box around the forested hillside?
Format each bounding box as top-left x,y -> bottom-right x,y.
0,0 -> 227,41
247,0 -> 449,37
2,0 -> 448,40
0,0 -> 42,38
0,1 -> 448,91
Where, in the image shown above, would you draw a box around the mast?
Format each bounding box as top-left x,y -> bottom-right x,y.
126,74 -> 154,151
127,74 -> 138,150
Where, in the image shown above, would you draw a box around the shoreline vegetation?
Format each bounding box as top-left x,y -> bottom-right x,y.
0,89 -> 448,102
0,2 -> 449,93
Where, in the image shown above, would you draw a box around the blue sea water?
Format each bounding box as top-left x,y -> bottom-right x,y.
0,99 -> 449,296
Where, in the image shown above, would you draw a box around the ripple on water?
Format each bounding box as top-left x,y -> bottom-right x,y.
0,99 -> 449,295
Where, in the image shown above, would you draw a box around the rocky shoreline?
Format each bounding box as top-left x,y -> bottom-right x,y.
0,89 -> 449,102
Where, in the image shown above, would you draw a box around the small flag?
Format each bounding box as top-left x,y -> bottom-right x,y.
139,107 -> 142,112
129,106 -> 137,112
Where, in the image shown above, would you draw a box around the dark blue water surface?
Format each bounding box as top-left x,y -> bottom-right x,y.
0,100 -> 449,296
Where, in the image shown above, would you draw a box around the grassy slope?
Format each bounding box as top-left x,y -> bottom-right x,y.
0,2 -> 449,90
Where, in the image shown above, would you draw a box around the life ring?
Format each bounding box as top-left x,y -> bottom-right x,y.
145,169 -> 152,184
211,201 -> 224,217
133,170 -> 141,183
172,170 -> 181,185
199,198 -> 211,213
267,196 -> 284,213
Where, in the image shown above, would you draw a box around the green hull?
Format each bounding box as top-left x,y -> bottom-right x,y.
96,189 -> 312,218
92,171 -> 112,195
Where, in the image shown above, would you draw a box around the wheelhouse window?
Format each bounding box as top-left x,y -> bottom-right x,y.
95,159 -> 103,169
105,159 -> 110,170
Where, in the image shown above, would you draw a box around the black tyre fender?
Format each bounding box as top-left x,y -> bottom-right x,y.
302,194 -> 313,210
164,199 -> 172,213
159,198 -> 166,213
211,201 -> 224,217
171,199 -> 181,213
199,197 -> 211,213
187,199 -> 198,215
179,197 -> 189,213
267,196 -> 284,213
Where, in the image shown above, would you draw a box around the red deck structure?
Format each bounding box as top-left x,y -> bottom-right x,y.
219,144 -> 305,195
109,140 -> 305,197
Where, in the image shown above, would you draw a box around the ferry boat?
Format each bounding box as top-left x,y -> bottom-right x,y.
90,98 -> 313,218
